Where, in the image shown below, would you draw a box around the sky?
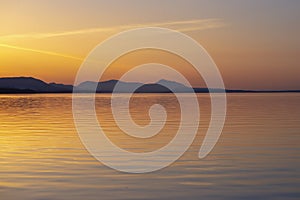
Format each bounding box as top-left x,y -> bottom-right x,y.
0,0 -> 299,90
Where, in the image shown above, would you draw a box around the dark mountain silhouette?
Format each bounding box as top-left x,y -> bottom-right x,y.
0,77 -> 73,93
76,79 -> 143,93
0,77 -> 299,94
49,82 -> 73,91
75,79 -> 192,93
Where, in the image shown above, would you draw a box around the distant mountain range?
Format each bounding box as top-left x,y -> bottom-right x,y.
0,77 -> 299,93
0,77 -> 73,93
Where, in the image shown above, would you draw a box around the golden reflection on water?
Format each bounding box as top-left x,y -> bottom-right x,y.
97,93 -> 210,153
0,93 -> 299,200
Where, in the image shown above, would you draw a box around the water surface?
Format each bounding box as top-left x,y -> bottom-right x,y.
0,93 -> 299,200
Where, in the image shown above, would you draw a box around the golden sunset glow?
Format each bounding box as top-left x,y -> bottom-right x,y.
1,1 -> 300,199
1,0 -> 299,89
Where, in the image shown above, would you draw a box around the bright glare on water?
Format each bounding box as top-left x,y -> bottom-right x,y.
0,93 -> 299,200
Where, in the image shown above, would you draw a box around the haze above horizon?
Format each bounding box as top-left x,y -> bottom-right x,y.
0,0 -> 299,90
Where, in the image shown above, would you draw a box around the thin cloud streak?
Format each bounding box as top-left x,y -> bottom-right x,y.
0,44 -> 84,61
0,18 -> 226,40
0,19 -> 226,61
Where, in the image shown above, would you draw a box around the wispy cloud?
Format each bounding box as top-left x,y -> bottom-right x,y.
0,19 -> 226,61
0,18 -> 226,40
0,44 -> 84,61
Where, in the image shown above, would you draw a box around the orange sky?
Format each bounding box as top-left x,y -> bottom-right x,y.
0,0 -> 299,90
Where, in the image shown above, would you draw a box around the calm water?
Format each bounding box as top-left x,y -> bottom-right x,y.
0,93 -> 299,200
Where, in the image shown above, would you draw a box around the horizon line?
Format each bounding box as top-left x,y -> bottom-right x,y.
0,76 -> 300,92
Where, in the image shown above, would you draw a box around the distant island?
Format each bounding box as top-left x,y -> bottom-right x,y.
0,77 -> 299,94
